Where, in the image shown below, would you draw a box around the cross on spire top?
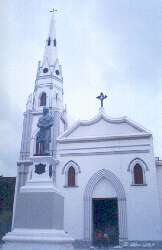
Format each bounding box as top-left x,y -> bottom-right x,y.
96,92 -> 107,108
50,8 -> 57,13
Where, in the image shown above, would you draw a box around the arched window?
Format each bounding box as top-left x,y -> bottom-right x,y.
54,39 -> 57,47
47,37 -> 51,46
133,164 -> 144,185
128,158 -> 148,186
40,92 -> 46,106
62,160 -> 81,187
68,167 -> 75,187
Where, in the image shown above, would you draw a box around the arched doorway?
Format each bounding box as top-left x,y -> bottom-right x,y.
93,197 -> 119,246
84,169 -> 128,246
92,177 -> 118,246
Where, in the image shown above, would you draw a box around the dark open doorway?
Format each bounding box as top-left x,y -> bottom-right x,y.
93,198 -> 119,247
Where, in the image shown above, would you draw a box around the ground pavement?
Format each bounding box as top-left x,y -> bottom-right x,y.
1,245 -> 162,250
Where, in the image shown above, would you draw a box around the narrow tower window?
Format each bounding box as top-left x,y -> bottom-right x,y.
54,39 -> 57,47
133,164 -> 144,184
47,37 -> 51,46
68,167 -> 75,187
55,69 -> 59,75
40,92 -> 46,106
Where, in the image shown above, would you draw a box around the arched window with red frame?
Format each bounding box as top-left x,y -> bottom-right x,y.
68,166 -> 75,187
133,164 -> 144,184
40,92 -> 46,106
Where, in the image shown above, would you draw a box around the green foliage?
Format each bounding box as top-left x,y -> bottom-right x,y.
0,177 -> 16,240
0,177 -> 16,209
0,210 -> 12,223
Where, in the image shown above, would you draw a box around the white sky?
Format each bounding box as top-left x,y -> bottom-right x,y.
0,0 -> 162,176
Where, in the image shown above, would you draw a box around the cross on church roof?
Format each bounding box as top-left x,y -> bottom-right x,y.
96,92 -> 107,108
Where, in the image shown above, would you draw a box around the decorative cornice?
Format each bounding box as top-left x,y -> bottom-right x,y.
17,160 -> 33,166
36,75 -> 63,82
60,149 -> 150,157
58,133 -> 151,144
29,156 -> 58,165
35,83 -> 63,92
31,107 -> 62,116
59,143 -> 150,151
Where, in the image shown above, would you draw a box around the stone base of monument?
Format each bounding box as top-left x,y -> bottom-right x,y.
2,229 -> 74,250
2,191 -> 74,250
2,155 -> 74,250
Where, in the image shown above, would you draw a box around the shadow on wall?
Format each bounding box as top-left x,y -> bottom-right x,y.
0,177 -> 16,242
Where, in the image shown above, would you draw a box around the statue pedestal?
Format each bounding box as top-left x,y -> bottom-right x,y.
2,229 -> 74,250
20,156 -> 57,192
2,156 -> 74,250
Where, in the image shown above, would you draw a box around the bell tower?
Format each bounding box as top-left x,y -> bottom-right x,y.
20,10 -> 67,161
2,11 -> 74,250
34,9 -> 63,112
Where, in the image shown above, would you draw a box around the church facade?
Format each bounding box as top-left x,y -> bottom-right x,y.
5,12 -> 162,248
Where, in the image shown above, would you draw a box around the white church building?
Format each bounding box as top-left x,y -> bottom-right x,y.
3,12 -> 162,249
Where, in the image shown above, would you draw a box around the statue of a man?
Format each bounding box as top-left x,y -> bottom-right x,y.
36,107 -> 54,155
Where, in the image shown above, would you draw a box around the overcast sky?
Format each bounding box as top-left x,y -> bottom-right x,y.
0,0 -> 162,176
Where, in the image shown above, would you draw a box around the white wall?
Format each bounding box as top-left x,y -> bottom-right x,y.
67,119 -> 142,138
156,165 -> 162,232
92,178 -> 117,198
57,135 -> 162,241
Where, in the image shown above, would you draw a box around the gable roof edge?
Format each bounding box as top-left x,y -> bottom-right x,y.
58,112 -> 152,139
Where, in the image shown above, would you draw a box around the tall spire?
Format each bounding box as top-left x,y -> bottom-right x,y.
42,10 -> 58,66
